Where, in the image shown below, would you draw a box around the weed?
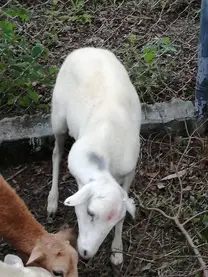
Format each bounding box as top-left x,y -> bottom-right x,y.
70,0 -> 92,24
70,13 -> 92,24
0,7 -> 58,112
117,34 -> 179,102
48,0 -> 92,24
0,0 -> 200,117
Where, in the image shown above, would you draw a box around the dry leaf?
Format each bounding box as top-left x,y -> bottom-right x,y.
183,185 -> 192,191
157,182 -> 165,189
139,169 -> 145,176
62,173 -> 70,181
169,161 -> 175,173
161,169 -> 186,181
141,263 -> 152,272
147,172 -> 158,178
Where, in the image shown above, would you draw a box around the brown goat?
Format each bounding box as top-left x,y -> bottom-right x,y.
0,175 -> 78,277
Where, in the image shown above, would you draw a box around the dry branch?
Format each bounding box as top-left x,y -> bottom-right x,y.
135,194 -> 208,277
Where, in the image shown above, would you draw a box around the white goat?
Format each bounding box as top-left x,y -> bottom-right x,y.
2,254 -> 52,277
47,47 -> 141,265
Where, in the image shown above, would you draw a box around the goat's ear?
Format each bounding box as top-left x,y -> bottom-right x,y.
64,182 -> 93,206
126,197 -> 136,219
55,228 -> 77,247
4,254 -> 24,269
26,246 -> 44,266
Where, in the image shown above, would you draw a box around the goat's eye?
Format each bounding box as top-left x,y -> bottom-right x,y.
52,270 -> 64,277
87,208 -> 95,221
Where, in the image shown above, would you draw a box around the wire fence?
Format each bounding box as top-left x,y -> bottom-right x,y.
0,0 -> 200,119
1,2 -> 208,277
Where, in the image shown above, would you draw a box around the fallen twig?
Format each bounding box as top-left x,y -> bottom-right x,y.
135,194 -> 208,277
174,217 -> 208,277
161,169 -> 187,181
183,210 -> 208,226
6,166 -> 27,182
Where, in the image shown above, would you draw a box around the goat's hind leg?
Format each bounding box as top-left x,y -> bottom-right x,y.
47,133 -> 66,219
47,114 -> 67,219
110,169 -> 136,265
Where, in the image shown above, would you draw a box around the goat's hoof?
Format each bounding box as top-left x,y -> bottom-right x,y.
47,216 -> 54,223
47,205 -> 57,218
47,209 -> 56,220
110,252 -> 123,265
47,204 -> 57,216
47,205 -> 58,220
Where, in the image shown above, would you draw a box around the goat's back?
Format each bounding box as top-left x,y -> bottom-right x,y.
0,175 -> 45,253
0,260 -> 52,277
52,47 -> 141,140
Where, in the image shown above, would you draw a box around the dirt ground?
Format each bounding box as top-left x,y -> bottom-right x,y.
0,133 -> 207,277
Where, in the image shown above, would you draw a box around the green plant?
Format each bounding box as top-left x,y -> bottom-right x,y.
48,0 -> 92,24
118,34 -> 179,102
71,0 -> 85,12
0,8 -> 58,110
70,12 -> 92,24
70,0 -> 92,24
3,7 -> 30,21
142,36 -> 178,63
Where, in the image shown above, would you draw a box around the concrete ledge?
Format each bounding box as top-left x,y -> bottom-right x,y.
0,114 -> 55,166
0,98 -> 207,166
141,98 -> 196,135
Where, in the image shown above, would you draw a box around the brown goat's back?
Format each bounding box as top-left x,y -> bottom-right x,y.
0,175 -> 46,255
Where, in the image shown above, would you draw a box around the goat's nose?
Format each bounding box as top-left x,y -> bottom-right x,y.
77,242 -> 92,259
81,249 -> 90,260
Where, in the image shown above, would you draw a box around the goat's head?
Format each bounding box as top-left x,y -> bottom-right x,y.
26,228 -> 79,277
64,177 -> 135,260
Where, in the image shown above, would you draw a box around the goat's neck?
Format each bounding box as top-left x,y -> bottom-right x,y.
77,166 -> 110,189
69,138 -> 112,188
3,215 -> 46,256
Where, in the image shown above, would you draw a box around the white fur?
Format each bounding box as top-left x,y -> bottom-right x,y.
2,254 -> 52,277
47,47 -> 141,265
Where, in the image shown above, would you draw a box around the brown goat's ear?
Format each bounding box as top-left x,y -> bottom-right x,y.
26,246 -> 44,266
56,228 -> 77,248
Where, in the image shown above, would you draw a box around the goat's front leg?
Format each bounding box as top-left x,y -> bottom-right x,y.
110,169 -> 135,265
110,217 -> 125,265
47,133 -> 65,219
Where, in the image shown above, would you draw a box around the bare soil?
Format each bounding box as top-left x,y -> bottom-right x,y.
0,133 -> 207,277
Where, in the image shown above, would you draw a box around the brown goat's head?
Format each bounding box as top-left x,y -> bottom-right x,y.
26,228 -> 78,277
